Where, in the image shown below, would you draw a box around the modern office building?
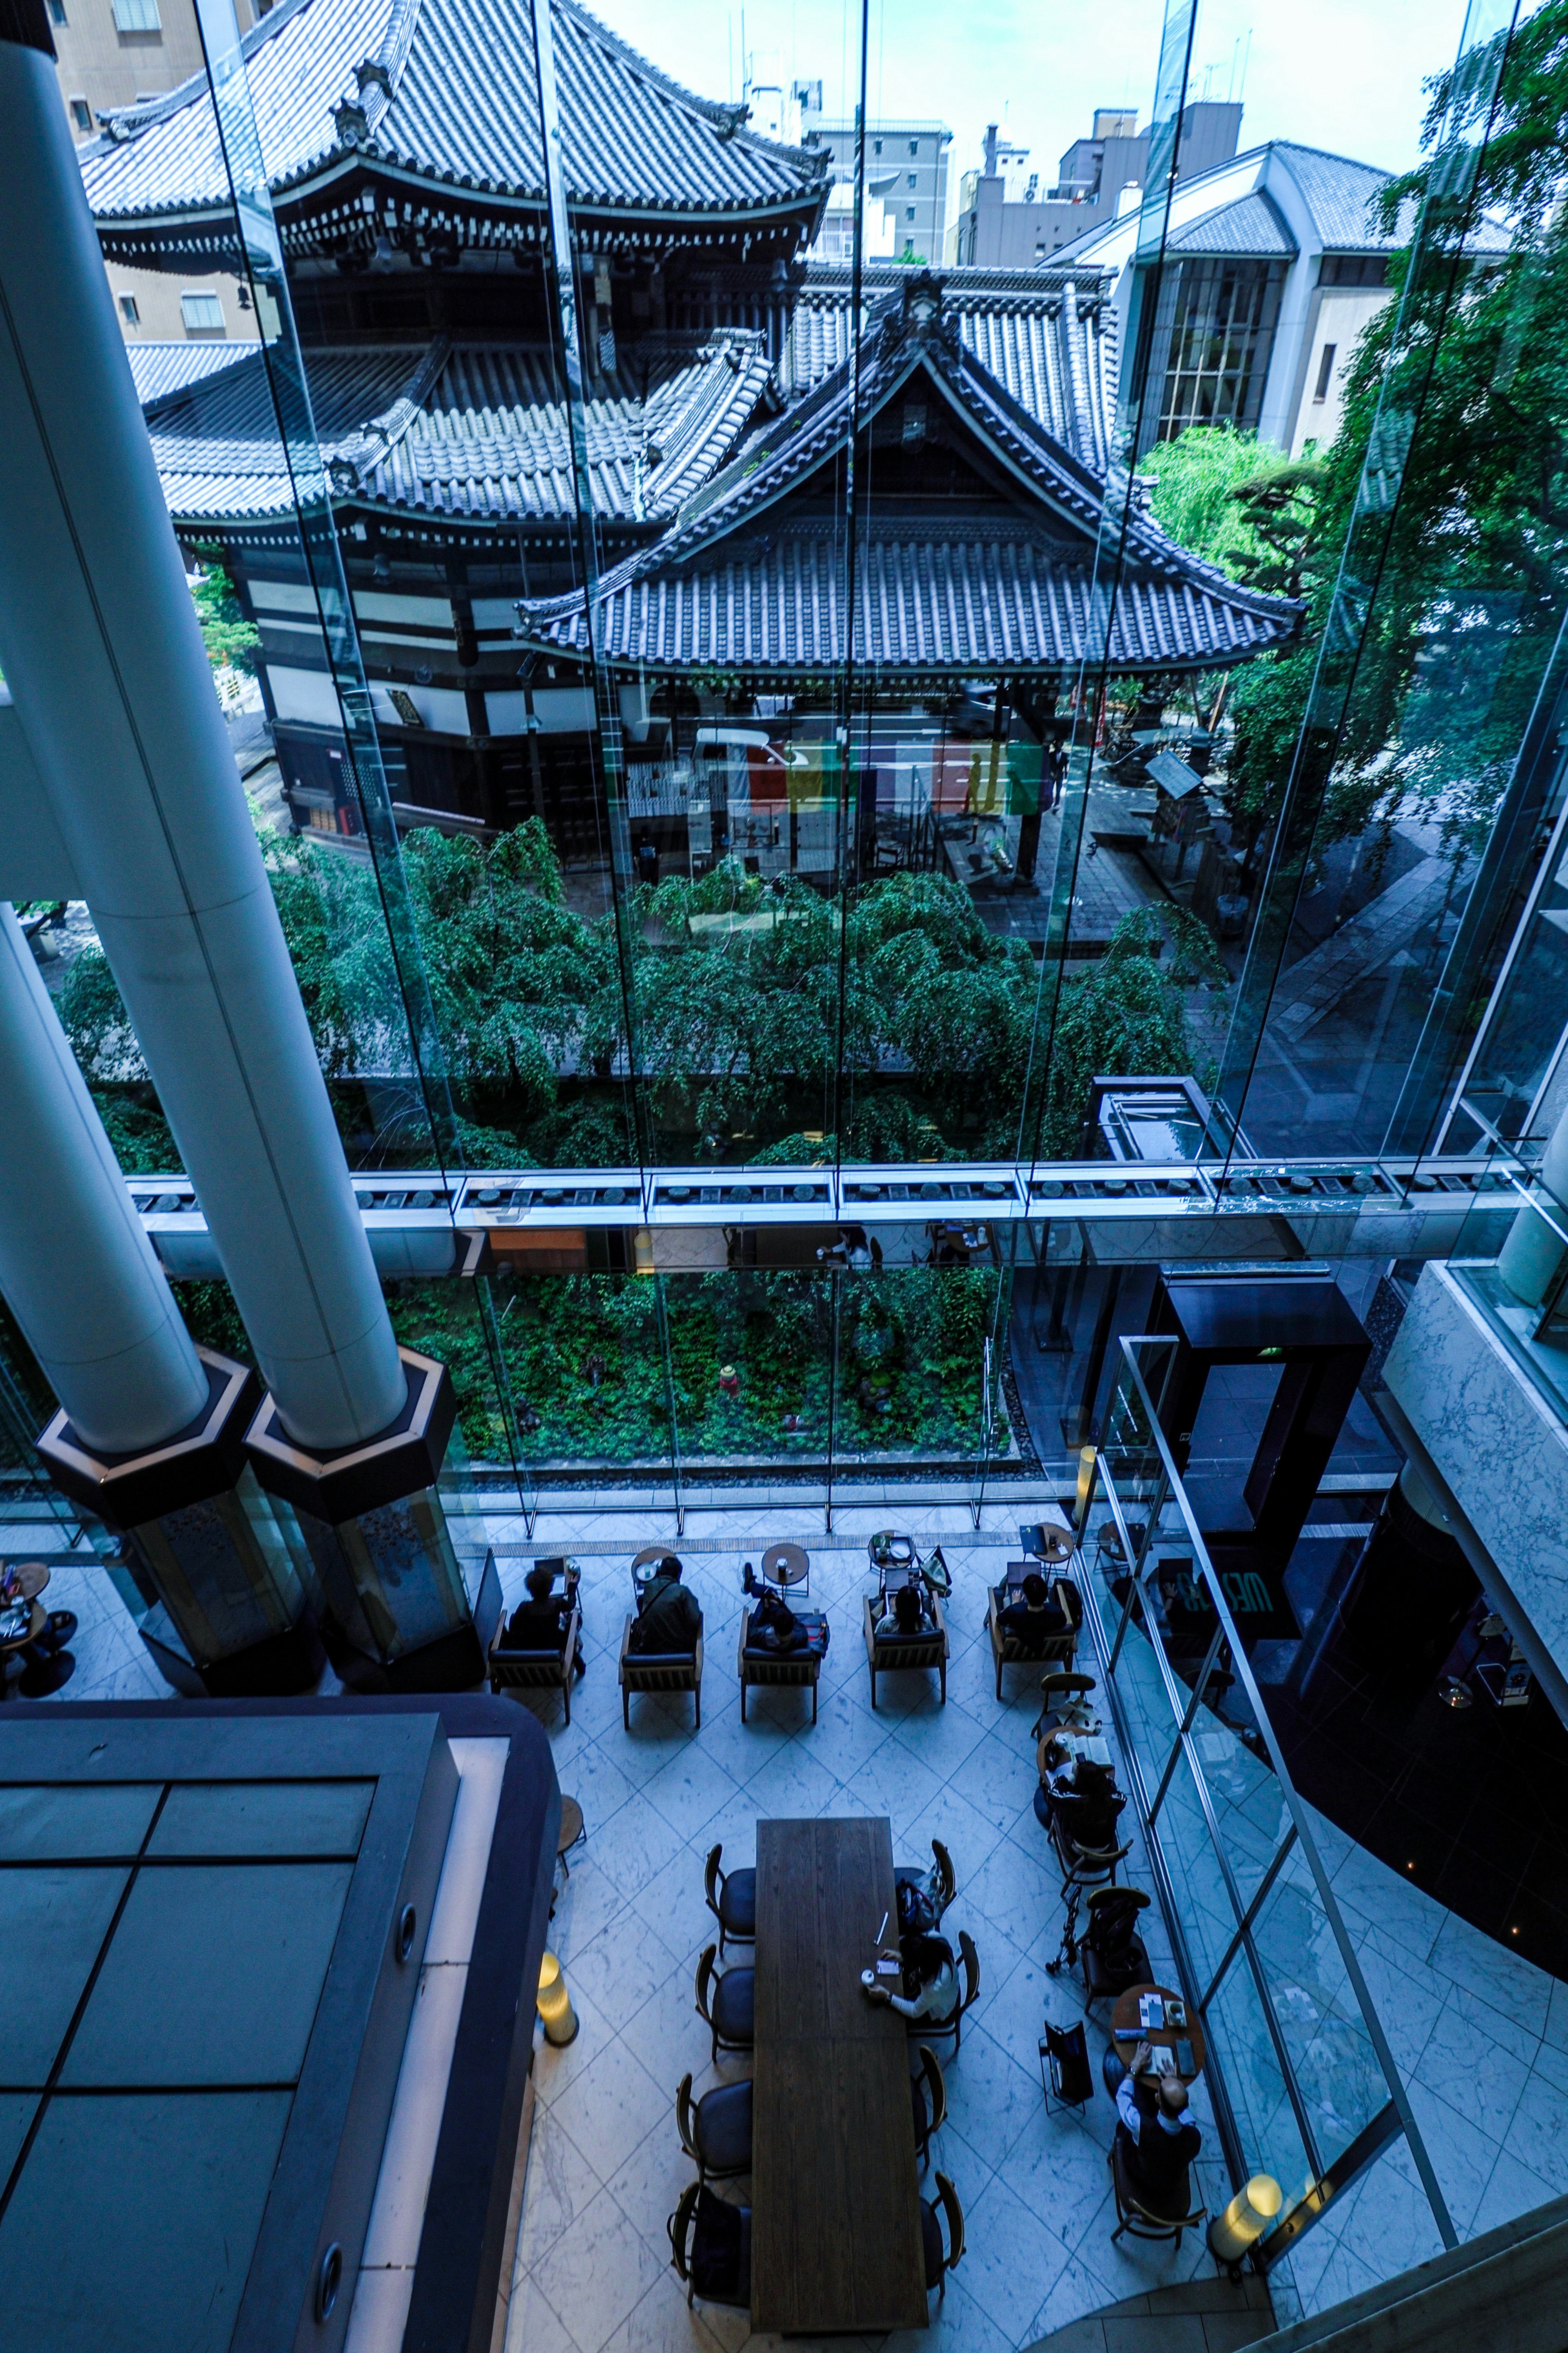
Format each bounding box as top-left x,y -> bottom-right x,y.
2,0 -> 1568,2347
1051,134 -> 1510,456
952,103 -> 1243,269
799,105 -> 953,265
46,0 -> 260,338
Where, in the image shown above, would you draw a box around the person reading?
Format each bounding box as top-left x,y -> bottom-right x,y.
505,1564 -> 585,1679
862,1932 -> 957,2025
997,1569 -> 1067,1655
1115,2042 -> 1202,2204
629,1556 -> 703,1653
875,1582 -> 928,1638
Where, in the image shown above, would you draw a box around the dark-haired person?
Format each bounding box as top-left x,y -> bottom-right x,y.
875,1581 -> 928,1638
997,1569 -> 1067,1655
630,1555 -> 703,1653
505,1563 -> 585,1678
863,1933 -> 958,2026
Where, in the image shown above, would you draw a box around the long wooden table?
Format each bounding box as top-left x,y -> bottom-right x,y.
751,1816 -> 929,2332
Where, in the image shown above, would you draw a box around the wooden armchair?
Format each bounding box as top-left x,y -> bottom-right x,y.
488,1602 -> 582,1725
618,1613 -> 703,1729
864,1595 -> 949,1709
987,1577 -> 1081,1700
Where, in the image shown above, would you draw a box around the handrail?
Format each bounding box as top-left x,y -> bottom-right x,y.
1089,1333 -> 1459,2257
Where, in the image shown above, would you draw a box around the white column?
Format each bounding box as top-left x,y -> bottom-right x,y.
0,903 -> 209,1452
0,35 -> 406,1450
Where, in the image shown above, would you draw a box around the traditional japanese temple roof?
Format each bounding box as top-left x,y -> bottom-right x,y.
782,263 -> 1115,465
516,275 -> 1301,680
134,331 -> 773,532
81,0 -> 829,263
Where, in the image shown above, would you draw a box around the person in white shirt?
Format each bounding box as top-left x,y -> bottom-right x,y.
863,1934 -> 957,2025
1115,2040 -> 1202,2201
875,1582 -> 928,1639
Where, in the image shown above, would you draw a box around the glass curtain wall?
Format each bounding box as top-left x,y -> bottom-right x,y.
13,0 -> 1568,1497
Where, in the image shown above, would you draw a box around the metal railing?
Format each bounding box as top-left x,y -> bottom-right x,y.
1077,1333 -> 1457,2284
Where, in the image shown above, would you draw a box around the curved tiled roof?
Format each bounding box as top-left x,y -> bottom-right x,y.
81,0 -> 826,239
1169,191 -> 1296,259
782,263 -> 1115,465
515,520 -> 1294,675
138,332 -> 773,527
124,338 -> 259,402
518,276 -> 1301,676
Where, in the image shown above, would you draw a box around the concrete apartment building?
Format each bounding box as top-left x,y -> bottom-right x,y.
952,100 -> 1243,267
795,82 -> 951,265
47,0 -> 258,342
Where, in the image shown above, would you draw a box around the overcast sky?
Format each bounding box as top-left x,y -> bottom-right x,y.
591,0 -> 1470,195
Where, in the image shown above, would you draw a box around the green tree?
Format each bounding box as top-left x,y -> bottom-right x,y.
1038,909 -> 1225,1156
1226,2 -> 1568,857
189,552 -> 261,676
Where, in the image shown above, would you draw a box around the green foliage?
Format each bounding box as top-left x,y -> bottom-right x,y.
189,553 -> 260,676
1226,1 -> 1568,852
91,1091 -> 179,1173
1038,910 -> 1221,1157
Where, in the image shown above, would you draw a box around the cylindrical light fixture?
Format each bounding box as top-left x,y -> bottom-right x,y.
1207,2173 -> 1282,2265
536,1952 -> 579,2047
1075,1445 -> 1098,1526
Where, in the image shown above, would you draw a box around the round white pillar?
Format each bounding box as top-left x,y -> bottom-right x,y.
0,31 -> 406,1450
0,902 -> 209,1452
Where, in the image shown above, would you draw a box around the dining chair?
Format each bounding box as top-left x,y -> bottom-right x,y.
918,1929 -> 980,2053
1108,2136 -> 1207,2251
1031,1668 -> 1098,1740
676,2072 -> 753,2184
920,2172 -> 965,2299
1079,1886 -> 1152,2005
694,1944 -> 755,2065
667,2180 -> 752,2311
894,1837 -> 956,1925
910,2044 -> 947,2172
1038,2019 -> 1093,2112
704,1843 -> 757,1956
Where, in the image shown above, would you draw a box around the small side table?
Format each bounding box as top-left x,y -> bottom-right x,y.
1110,1981 -> 1206,2085
550,1795 -> 585,1919
760,1541 -> 809,1597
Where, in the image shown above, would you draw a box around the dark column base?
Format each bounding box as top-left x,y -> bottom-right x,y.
139,1599 -> 326,1698
321,1554 -> 503,1696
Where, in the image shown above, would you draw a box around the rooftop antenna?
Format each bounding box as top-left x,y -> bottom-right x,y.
1226,35 -> 1240,104
1238,27 -> 1252,104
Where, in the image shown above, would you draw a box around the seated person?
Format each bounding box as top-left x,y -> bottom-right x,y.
628,1556 -> 703,1654
1042,1755 -> 1125,1851
746,1586 -> 811,1653
864,1932 -> 958,2024
875,1581 -> 929,1639
997,1570 -> 1068,1654
1114,2042 -> 1202,2206
505,1564 -> 585,1678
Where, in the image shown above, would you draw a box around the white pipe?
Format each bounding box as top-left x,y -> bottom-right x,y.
0,904 -> 209,1453
0,37 -> 406,1450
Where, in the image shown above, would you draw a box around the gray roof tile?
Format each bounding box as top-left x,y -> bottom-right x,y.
1168,191 -> 1296,259
81,0 -> 826,234
139,332 -> 773,526
520,277 -> 1300,676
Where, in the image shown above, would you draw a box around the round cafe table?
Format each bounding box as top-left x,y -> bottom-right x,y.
631,1544 -> 677,1610
761,1541 -> 809,1597
1111,1981 -> 1206,2083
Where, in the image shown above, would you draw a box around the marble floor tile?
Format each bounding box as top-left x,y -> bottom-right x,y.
530,2181 -> 669,2353
546,2037 -> 672,2187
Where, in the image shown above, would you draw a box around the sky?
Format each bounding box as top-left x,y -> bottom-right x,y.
589,0 -> 1471,199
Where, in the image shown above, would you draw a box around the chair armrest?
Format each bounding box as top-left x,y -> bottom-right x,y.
618,1615 -> 636,1666
562,1605 -> 581,1678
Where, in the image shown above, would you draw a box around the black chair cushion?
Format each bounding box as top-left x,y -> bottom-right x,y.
920,2198 -> 944,2289
719,1868 -> 757,1934
1083,1934 -> 1150,2001
713,1967 -> 755,2044
696,2079 -> 753,2172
